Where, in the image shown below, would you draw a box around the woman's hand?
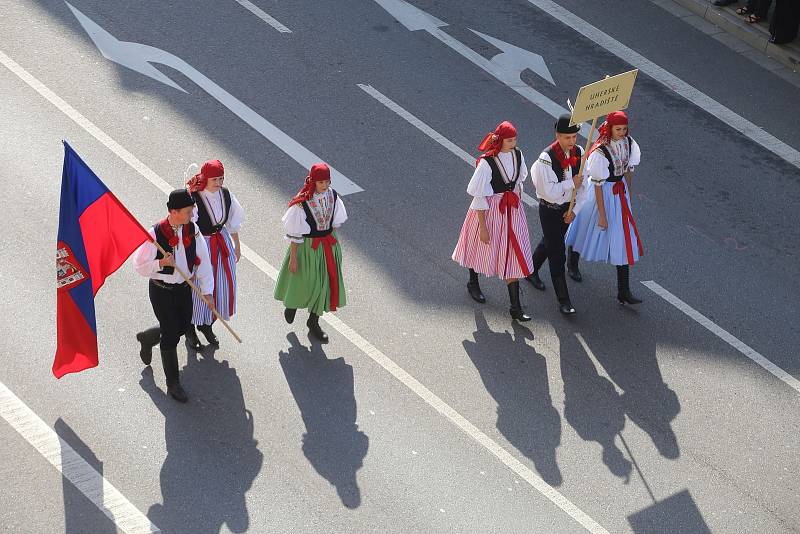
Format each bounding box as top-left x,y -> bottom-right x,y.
235,247 -> 241,263
289,256 -> 298,273
598,215 -> 608,231
479,225 -> 490,244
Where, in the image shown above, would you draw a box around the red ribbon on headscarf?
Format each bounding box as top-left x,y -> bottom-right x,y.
311,234 -> 339,311
475,121 -> 517,166
612,181 -> 643,265
187,160 -> 225,193
590,111 -> 629,155
498,191 -> 531,278
207,233 -> 235,313
288,163 -> 331,207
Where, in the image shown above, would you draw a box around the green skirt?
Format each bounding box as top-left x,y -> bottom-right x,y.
274,233 -> 346,316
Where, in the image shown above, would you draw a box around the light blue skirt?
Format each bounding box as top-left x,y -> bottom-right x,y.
565,179 -> 643,266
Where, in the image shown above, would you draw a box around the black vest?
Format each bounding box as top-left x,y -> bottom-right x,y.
192,188 -> 232,235
546,145 -> 583,183
484,148 -> 522,194
597,136 -> 632,183
153,222 -> 197,276
301,190 -> 338,238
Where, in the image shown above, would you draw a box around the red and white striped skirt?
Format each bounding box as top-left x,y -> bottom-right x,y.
452,192 -> 534,280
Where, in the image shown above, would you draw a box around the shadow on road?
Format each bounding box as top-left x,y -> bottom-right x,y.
279,332 -> 369,509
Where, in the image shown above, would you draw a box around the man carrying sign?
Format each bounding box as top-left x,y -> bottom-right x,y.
564,111 -> 644,305
527,114 -> 585,315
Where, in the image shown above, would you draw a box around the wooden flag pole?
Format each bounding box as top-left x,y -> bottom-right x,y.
566,115 -> 599,216
151,239 -> 243,344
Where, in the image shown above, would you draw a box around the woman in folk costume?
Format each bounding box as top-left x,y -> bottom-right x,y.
452,121 -> 534,322
564,111 -> 643,304
275,163 -> 347,342
185,160 -> 244,348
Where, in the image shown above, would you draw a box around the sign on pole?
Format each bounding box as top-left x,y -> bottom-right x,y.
569,69 -> 639,126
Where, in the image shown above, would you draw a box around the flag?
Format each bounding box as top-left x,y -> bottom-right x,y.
54,141 -> 150,378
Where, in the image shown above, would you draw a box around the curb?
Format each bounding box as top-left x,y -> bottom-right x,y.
670,0 -> 800,71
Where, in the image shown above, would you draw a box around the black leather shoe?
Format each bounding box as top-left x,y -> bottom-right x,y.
510,308 -> 532,321
567,265 -> 582,282
167,383 -> 188,403
185,325 -> 202,350
197,324 -> 219,346
559,302 -> 577,315
526,272 -> 546,291
284,308 -> 297,324
552,276 -> 577,315
467,282 -> 486,303
713,0 -> 736,6
617,293 -> 643,305
307,314 -> 329,343
135,328 -> 160,366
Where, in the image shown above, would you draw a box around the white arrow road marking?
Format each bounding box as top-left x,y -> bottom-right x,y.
0,49 -> 607,534
524,0 -> 800,169
642,281 -> 800,395
234,0 -> 292,33
66,2 -> 362,195
0,381 -> 159,534
372,0 -> 590,138
357,83 -> 539,208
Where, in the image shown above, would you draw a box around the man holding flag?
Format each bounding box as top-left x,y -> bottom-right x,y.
133,190 -> 213,403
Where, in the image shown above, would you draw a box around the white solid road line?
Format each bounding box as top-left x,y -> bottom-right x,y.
234,0 -> 292,33
643,281 -> 800,395
0,381 -> 159,534
524,0 -> 800,170
357,83 -> 539,208
0,50 -> 608,534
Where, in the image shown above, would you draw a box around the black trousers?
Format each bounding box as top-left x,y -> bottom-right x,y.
771,0 -> 800,43
148,280 -> 192,349
532,202 -> 570,280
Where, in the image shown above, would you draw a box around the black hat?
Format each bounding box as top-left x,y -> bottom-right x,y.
555,113 -> 580,134
167,189 -> 195,210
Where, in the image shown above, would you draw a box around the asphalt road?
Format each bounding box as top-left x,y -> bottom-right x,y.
1,1 -> 799,532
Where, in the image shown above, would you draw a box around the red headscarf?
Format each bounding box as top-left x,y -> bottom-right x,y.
590,111 -> 629,154
288,163 -> 331,207
476,121 -> 517,166
186,159 -> 225,193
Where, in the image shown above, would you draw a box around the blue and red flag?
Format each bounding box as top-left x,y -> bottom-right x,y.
54,141 -> 150,378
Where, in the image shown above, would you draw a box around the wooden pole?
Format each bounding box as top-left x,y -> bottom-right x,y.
566,114 -> 599,216
151,239 -> 243,344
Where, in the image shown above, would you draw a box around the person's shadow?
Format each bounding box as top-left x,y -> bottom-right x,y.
556,313 -> 680,483
279,333 -> 369,509
462,311 -> 563,486
139,346 -> 263,534
558,329 -> 633,481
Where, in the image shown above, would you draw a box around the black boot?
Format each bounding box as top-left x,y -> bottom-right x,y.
552,275 -> 576,315
567,247 -> 582,282
161,348 -> 187,403
185,324 -> 202,350
197,324 -> 219,346
135,327 -> 160,366
467,269 -> 486,303
616,265 -> 642,305
307,313 -> 329,342
527,244 -> 547,291
507,281 -> 532,322
284,308 -> 297,324
526,271 -> 546,291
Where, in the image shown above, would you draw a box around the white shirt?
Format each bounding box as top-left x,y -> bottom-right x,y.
531,146 -> 587,213
282,192 -> 348,244
467,151 -> 529,210
586,137 -> 641,186
133,224 -> 214,295
191,189 -> 244,233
